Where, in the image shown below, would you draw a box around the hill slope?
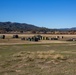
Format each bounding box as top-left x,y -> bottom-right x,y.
0,22 -> 40,31
0,22 -> 76,33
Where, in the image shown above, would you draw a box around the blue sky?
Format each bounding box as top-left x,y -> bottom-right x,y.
0,0 -> 76,28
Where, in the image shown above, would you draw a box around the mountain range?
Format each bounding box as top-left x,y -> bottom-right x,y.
0,22 -> 76,32
0,22 -> 40,31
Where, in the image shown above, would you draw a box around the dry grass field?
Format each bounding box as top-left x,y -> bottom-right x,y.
0,34 -> 76,75
0,34 -> 75,45
1,34 -> 76,38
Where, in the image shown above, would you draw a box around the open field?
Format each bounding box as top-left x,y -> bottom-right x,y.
0,43 -> 76,75
0,39 -> 72,45
0,34 -> 76,45
0,34 -> 76,75
1,34 -> 76,38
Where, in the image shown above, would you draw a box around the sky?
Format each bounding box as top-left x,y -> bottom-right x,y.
0,0 -> 76,28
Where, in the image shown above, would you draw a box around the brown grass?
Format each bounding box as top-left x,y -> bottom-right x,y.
0,43 -> 76,75
0,34 -> 75,45
13,51 -> 67,61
